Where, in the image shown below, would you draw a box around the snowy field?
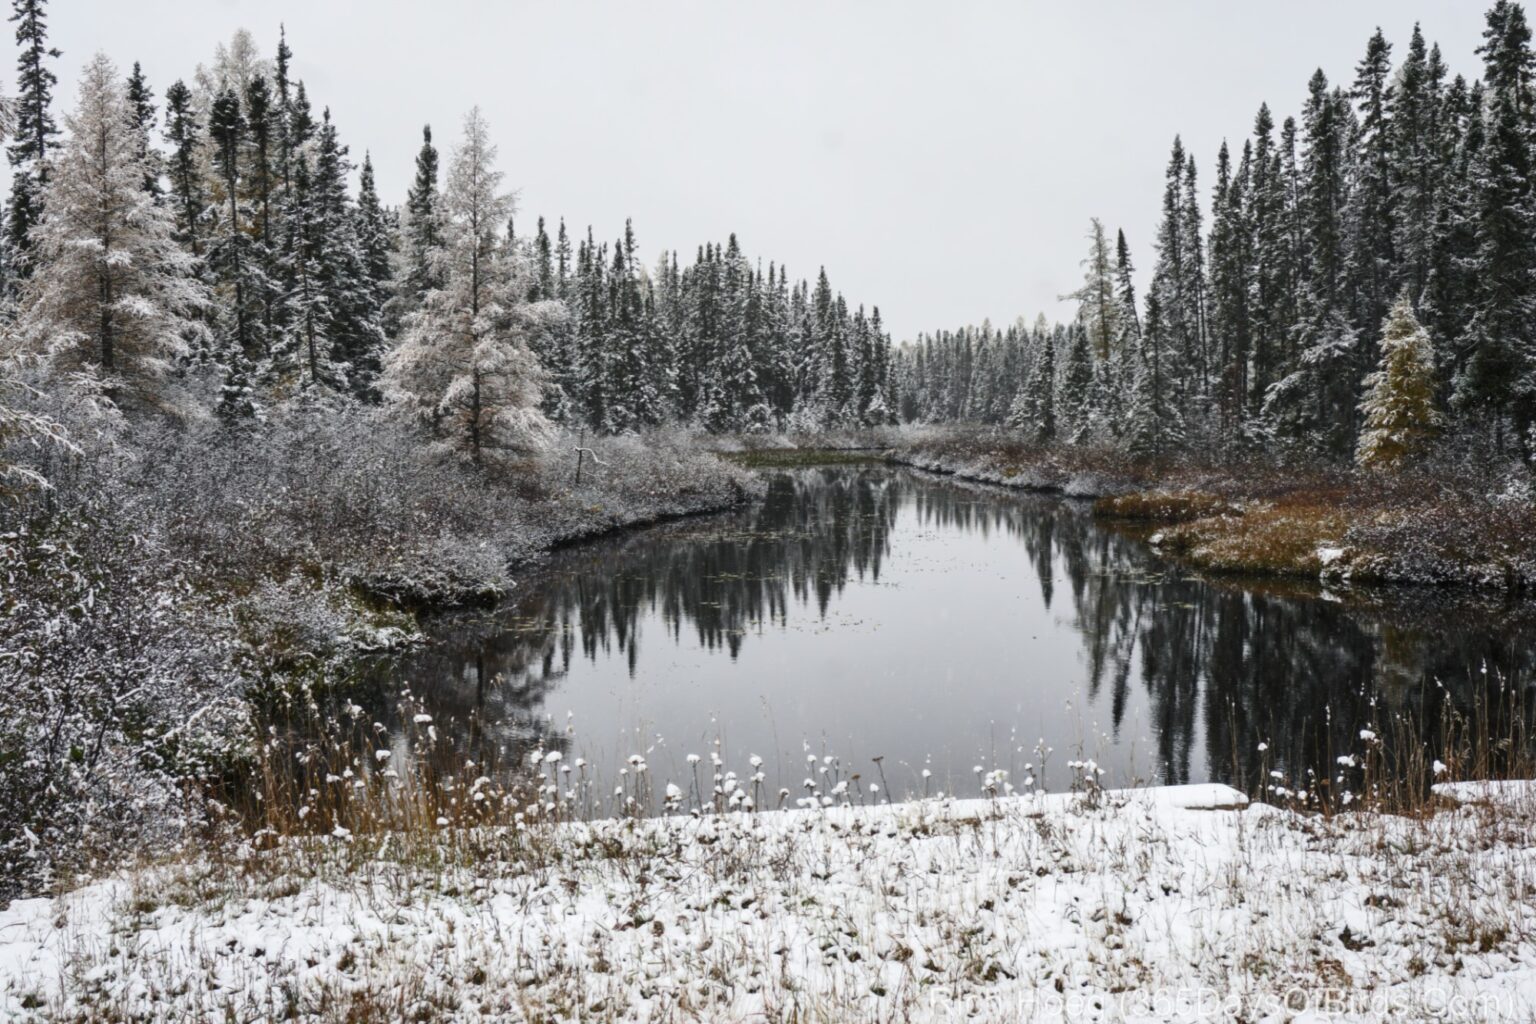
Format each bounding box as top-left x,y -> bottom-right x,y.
1,783 -> 1533,1022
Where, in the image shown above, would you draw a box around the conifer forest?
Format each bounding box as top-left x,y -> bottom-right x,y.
5,3 -> 1536,1021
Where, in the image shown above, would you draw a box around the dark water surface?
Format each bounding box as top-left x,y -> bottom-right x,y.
338,465 -> 1536,805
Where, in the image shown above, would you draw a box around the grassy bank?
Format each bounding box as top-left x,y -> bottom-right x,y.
3,782 -> 1533,1022
891,429 -> 1536,594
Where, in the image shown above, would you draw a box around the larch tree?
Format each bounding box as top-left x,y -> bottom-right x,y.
21,53 -> 209,414
1066,218 -> 1121,364
383,108 -> 550,463
1356,294 -> 1442,469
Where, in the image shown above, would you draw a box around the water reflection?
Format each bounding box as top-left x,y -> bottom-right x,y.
337,467 -> 1536,802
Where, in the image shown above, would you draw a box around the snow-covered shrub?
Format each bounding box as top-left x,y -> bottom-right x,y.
0,399 -> 750,895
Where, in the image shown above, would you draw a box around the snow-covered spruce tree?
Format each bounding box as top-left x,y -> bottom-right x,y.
310,109 -> 386,398
387,124 -> 442,336
1125,293 -> 1184,456
1356,294 -> 1443,469
20,53 -> 209,414
353,152 -> 394,396
6,0 -> 61,277
1350,28 -> 1397,338
1391,25 -> 1444,306
161,79 -> 205,259
1454,1 -> 1536,452
1147,137 -> 1205,429
383,108 -> 550,463
1059,321 -> 1096,443
1207,140 -> 1253,430
1009,321 -> 1055,442
206,87 -> 259,363
124,61 -> 160,201
278,153 -> 335,393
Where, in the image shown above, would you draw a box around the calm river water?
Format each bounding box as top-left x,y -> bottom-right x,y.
329,465 -> 1536,806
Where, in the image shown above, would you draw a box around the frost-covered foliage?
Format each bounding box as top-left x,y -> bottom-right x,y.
0,385 -> 749,897
384,109 -> 552,462
20,53 -> 209,416
0,362 -> 72,499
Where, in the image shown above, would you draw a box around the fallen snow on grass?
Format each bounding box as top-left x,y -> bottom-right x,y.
1433,779 -> 1536,808
2,785 -> 1534,1022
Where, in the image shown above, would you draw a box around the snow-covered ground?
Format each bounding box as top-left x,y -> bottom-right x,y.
2,783 -> 1533,1022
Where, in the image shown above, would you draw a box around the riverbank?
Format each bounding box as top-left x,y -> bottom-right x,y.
890,430 -> 1536,595
0,414 -> 756,898
2,782 -> 1532,1022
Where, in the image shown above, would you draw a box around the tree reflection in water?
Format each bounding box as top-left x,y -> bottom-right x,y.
313,467 -> 1536,804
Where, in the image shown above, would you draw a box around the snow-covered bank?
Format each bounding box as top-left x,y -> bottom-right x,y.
0,417 -> 756,899
3,784 -> 1533,1022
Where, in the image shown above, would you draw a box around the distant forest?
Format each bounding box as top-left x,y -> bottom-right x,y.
897,2 -> 1536,467
5,2 -> 1536,469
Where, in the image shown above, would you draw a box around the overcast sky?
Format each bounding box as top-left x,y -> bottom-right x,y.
46,1 -> 1489,340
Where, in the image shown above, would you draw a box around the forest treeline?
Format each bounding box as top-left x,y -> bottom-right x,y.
0,5 -> 898,476
5,2 -> 1536,484
897,2 -> 1536,468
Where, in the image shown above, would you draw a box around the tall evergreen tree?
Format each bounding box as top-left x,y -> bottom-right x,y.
390,124 -> 442,334
207,88 -> 255,361
161,80 -> 205,258
1455,1 -> 1536,451
6,0 -> 61,273
124,61 -> 160,199
1350,28 -> 1397,333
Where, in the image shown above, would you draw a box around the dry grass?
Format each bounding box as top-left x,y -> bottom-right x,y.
896,429 -> 1536,595
1094,488 -> 1242,524
1154,498 -> 1352,577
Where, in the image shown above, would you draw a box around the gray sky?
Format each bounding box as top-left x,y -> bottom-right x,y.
47,1 -> 1488,340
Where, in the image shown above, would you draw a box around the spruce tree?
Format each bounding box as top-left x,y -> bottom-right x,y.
244,74 -> 280,349
1455,1 -> 1536,451
1390,25 -> 1444,303
311,110 -> 384,396
1011,323 -> 1055,443
390,124 -> 442,334
281,154 -> 331,390
354,153 -> 394,398
1125,294 -> 1184,456
207,88 -> 255,361
1350,28 -> 1396,334
1147,138 -> 1197,417
1208,139 -> 1254,427
162,80 -> 205,258
124,61 -> 160,199
7,0 -> 60,273
1059,321 -> 1096,443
